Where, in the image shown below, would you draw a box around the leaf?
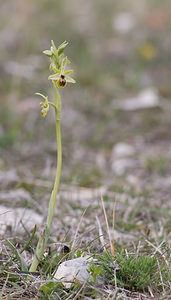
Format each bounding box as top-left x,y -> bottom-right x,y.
40,282 -> 56,294
5,239 -> 28,272
76,249 -> 82,258
94,265 -> 102,277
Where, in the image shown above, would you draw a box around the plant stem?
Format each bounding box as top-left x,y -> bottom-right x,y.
47,83 -> 62,230
29,83 -> 62,273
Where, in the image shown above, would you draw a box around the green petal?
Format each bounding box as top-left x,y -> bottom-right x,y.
65,70 -> 73,75
53,68 -> 61,73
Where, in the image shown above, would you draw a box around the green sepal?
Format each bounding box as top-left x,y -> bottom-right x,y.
43,50 -> 52,57
65,75 -> 76,83
48,74 -> 60,81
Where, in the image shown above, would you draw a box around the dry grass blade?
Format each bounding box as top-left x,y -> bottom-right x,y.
71,208 -> 87,251
145,239 -> 169,266
101,195 -> 114,256
111,201 -> 116,257
96,216 -> 105,250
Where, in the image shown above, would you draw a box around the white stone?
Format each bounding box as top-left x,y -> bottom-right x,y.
60,186 -> 106,207
54,257 -> 91,288
0,205 -> 43,234
126,174 -> 139,186
113,12 -> 135,34
113,88 -> 160,111
112,143 -> 135,158
0,170 -> 19,186
111,158 -> 136,175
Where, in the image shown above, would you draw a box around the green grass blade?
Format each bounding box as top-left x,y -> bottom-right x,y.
20,225 -> 37,254
0,273 -> 9,299
5,239 -> 28,272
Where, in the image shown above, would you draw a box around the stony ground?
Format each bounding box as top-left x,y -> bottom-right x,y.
0,0 -> 170,299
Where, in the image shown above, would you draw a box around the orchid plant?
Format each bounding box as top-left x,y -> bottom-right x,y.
29,41 -> 75,272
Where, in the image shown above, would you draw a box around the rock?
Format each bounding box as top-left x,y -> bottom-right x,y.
112,143 -> 135,158
54,257 -> 91,288
111,143 -> 136,175
0,205 -> 43,234
113,88 -> 160,111
0,170 -> 19,187
60,185 -> 106,207
113,12 -> 135,34
111,158 -> 136,175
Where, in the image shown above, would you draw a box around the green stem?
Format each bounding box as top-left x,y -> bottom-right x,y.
29,83 -> 62,273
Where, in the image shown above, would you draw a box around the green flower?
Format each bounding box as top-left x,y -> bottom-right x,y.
48,57 -> 75,88
48,69 -> 75,88
36,93 -> 49,117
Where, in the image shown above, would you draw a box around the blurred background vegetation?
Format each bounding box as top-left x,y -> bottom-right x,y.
0,0 -> 171,188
